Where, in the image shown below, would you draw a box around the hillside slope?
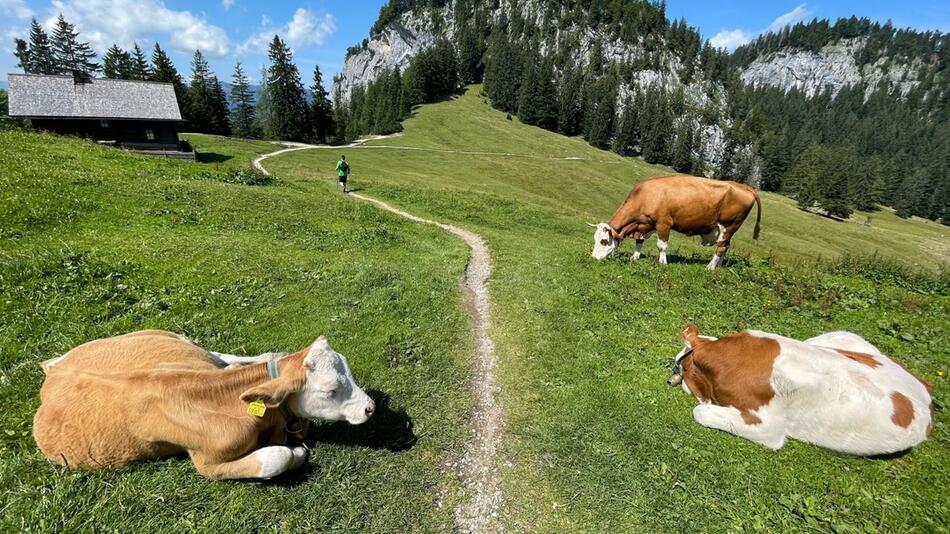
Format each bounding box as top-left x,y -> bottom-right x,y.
0,130 -> 471,532
267,87 -> 950,532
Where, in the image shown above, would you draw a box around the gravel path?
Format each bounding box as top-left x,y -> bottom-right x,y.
256,142 -> 504,533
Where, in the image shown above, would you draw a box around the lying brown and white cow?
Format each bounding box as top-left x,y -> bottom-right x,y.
668,325 -> 933,455
33,330 -> 375,480
590,175 -> 761,269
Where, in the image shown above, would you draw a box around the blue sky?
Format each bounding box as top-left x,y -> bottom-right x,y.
1,1 -> 947,87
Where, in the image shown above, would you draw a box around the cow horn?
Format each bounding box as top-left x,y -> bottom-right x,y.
586,222 -> 599,227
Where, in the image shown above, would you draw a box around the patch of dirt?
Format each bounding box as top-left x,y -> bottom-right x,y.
257,143 -> 504,532
349,193 -> 502,534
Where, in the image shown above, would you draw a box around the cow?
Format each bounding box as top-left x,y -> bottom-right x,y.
33,330 -> 376,480
667,325 -> 934,455
590,175 -> 762,269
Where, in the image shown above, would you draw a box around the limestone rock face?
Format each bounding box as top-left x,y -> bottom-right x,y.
740,38 -> 923,98
333,13 -> 441,103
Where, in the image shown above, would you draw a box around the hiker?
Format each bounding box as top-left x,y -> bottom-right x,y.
336,155 -> 350,193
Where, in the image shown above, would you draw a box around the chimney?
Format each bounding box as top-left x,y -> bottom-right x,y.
72,70 -> 91,84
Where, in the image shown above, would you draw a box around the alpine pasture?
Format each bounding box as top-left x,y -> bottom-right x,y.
2,86 -> 948,532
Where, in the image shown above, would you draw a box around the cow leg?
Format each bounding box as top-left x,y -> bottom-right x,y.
692,404 -> 786,449
632,239 -> 644,261
208,352 -> 287,369
655,226 -> 671,265
190,446 -> 309,480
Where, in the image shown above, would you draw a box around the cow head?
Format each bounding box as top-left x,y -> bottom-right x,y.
668,324 -> 717,390
241,337 -> 375,425
589,222 -> 619,260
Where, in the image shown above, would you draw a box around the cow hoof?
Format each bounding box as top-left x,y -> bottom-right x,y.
290,446 -> 309,470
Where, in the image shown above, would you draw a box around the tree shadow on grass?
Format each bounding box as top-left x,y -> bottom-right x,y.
196,152 -> 233,164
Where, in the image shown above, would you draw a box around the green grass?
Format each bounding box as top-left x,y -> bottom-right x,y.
2,85 -> 948,532
183,132 -> 278,169
0,130 -> 471,532
265,85 -> 950,532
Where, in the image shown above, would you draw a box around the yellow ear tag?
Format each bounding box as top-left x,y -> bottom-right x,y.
247,400 -> 267,417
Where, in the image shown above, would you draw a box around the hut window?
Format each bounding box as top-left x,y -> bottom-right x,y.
100,120 -> 109,128
145,129 -> 155,141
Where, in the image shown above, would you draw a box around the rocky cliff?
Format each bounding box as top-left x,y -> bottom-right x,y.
740,37 -> 925,98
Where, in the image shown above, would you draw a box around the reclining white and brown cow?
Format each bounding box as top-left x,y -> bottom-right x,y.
590,175 -> 761,269
33,330 -> 375,480
669,325 -> 934,455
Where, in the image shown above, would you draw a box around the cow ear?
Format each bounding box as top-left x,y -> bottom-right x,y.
240,376 -> 303,408
678,324 -> 701,347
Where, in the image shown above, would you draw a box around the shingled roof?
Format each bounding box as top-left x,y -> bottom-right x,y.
7,73 -> 182,121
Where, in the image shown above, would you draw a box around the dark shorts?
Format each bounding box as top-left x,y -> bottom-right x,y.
338,175 -> 348,183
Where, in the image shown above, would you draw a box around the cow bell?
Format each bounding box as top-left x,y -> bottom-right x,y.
667,373 -> 683,386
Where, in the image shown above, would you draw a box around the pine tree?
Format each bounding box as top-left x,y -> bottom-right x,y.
150,43 -> 187,117
102,44 -> 133,79
612,95 -> 639,155
129,43 -> 151,80
583,75 -> 618,149
230,62 -> 257,138
209,76 -> 231,135
332,85 -> 349,142
483,30 -> 522,113
0,88 -> 8,116
640,87 -> 672,164
185,49 -> 213,131
255,65 -> 272,137
264,35 -> 310,141
26,19 -> 57,74
819,167 -> 853,219
310,65 -> 334,143
671,120 -> 695,173
517,51 -> 556,129
557,66 -> 584,136
51,14 -> 99,74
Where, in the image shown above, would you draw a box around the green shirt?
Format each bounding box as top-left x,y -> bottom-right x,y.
336,160 -> 349,177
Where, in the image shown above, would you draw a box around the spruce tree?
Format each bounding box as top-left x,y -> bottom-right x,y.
102,44 -> 132,79
583,75 -> 618,149
51,14 -> 99,74
557,66 -> 584,136
612,96 -> 639,155
483,30 -> 522,113
332,85 -> 349,142
150,43 -> 187,116
185,49 -> 211,130
263,36 -> 310,141
671,120 -> 695,173
230,62 -> 257,138
26,19 -> 57,74
129,43 -> 151,80
209,76 -> 231,135
255,65 -> 272,137
310,65 -> 334,143
517,50 -> 556,129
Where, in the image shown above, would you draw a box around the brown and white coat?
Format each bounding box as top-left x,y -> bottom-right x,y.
671,325 -> 933,455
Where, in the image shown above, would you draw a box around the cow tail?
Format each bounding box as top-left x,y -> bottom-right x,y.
752,190 -> 762,240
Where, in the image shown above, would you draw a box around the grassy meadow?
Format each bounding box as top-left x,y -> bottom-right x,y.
0,130 -> 471,532
264,86 -> 950,532
0,83 -> 947,532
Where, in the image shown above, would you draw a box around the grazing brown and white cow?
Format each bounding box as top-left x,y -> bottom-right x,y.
668,325 -> 934,455
33,330 -> 375,480
590,175 -> 761,269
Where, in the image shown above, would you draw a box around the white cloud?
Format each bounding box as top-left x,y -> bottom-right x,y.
45,0 -> 231,57
709,4 -> 814,51
767,4 -> 812,33
710,29 -> 754,51
0,0 -> 33,19
221,0 -> 234,11
238,8 -> 335,55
